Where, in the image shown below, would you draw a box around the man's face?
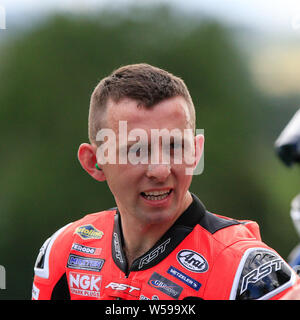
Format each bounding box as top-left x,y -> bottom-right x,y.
97,96 -> 202,226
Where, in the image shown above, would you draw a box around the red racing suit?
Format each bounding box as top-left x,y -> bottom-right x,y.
32,194 -> 299,300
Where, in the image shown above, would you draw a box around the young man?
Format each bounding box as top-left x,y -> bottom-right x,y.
32,63 -> 299,300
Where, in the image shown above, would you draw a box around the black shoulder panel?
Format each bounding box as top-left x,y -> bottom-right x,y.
188,193 -> 241,234
199,211 -> 241,234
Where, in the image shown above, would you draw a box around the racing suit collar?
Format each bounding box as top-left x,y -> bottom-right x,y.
111,193 -> 206,275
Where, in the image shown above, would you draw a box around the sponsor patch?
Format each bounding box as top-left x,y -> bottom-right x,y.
71,243 -> 102,255
167,266 -> 201,291
74,224 -> 104,240
69,272 -> 102,298
67,254 -> 105,272
105,280 -> 141,299
177,249 -> 209,273
148,272 -> 183,299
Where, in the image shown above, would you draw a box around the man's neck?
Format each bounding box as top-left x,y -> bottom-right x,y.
120,218 -> 166,268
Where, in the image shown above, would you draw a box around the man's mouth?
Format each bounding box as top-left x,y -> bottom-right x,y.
140,189 -> 173,201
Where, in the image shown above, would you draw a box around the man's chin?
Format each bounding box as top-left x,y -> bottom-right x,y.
137,205 -> 179,227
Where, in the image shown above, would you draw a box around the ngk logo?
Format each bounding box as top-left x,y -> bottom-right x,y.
69,272 -> 102,298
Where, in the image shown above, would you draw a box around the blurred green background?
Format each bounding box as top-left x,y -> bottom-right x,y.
0,2 -> 300,299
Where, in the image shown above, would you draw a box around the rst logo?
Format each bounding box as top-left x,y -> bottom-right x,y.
240,258 -> 283,295
138,238 -> 171,269
69,272 -> 102,298
177,249 -> 209,273
105,282 -> 140,294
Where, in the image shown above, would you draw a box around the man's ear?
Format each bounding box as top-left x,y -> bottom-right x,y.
77,143 -> 106,182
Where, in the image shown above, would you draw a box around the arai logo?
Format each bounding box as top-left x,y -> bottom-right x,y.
177,249 -> 208,273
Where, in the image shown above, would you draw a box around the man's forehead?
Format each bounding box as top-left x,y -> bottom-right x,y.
105,96 -> 191,131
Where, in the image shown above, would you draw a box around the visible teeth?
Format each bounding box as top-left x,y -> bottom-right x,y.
144,190 -> 170,196
144,194 -> 168,201
142,189 -> 171,201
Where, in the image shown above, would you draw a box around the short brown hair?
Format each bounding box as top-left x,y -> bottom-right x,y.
88,63 -> 195,144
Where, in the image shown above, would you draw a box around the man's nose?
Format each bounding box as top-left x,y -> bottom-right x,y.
146,163 -> 171,182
